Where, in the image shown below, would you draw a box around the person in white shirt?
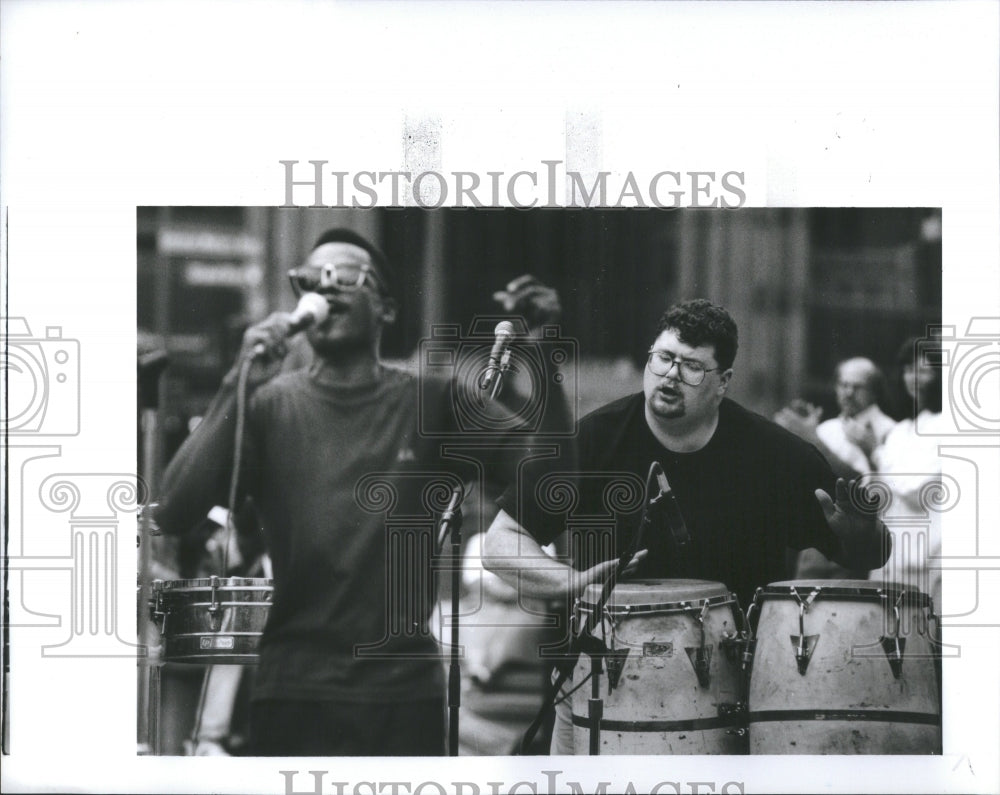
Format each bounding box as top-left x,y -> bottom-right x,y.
847,339 -> 944,612
775,357 -> 897,578
776,357 -> 896,478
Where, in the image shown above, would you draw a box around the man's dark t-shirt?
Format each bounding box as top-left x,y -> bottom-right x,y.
497,394 -> 841,609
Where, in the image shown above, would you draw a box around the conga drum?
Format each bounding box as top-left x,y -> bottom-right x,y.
150,576 -> 273,664
571,579 -> 747,754
746,579 -> 941,754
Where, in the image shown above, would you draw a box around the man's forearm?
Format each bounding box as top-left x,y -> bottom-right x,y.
483,514 -> 577,600
155,379 -> 240,535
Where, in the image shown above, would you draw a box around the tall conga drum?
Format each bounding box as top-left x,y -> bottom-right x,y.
572,579 -> 746,754
746,580 -> 941,754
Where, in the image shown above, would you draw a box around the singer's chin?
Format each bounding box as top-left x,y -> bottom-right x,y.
306,329 -> 366,358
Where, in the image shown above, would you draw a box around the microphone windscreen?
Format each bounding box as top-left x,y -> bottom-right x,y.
294,292 -> 330,325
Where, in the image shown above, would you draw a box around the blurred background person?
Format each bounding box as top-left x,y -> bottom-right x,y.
851,337 -> 945,611
775,356 -> 897,579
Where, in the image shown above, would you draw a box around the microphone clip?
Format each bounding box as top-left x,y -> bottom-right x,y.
436,485 -> 465,550
650,462 -> 691,548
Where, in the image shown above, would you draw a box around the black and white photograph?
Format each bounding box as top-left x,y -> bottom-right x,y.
3,2 -> 999,794
136,206 -> 944,761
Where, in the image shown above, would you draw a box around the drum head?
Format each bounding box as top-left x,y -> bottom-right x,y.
580,579 -> 730,608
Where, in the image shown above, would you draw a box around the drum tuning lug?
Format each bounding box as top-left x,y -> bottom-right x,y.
741,637 -> 757,671
605,647 -> 630,692
879,635 -> 906,678
208,575 -> 223,632
685,646 -> 712,687
790,634 -> 819,675
717,701 -> 746,717
720,632 -> 744,664
149,579 -> 165,626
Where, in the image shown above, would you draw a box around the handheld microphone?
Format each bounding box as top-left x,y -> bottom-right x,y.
479,320 -> 515,393
252,292 -> 330,358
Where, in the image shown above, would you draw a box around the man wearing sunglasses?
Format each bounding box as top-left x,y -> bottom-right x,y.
156,228 -> 565,756
482,298 -> 891,754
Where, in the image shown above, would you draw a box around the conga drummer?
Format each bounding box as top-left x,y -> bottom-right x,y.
483,299 -> 897,754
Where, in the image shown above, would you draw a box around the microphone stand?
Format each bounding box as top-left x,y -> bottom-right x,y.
436,486 -> 465,756
137,348 -> 169,755
515,461 -> 679,755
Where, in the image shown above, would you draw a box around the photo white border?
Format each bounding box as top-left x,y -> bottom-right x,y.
2,2 -> 998,793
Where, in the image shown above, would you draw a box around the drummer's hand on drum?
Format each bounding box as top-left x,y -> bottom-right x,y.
814,478 -> 889,571
577,549 -> 648,597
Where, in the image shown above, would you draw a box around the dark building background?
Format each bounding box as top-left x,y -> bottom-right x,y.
138,206 -> 942,482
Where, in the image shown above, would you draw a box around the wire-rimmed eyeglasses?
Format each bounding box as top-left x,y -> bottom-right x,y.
288,262 -> 384,297
646,349 -> 719,386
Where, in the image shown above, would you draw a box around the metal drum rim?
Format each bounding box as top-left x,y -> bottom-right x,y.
577,591 -> 738,616
154,576 -> 274,592
757,580 -> 931,605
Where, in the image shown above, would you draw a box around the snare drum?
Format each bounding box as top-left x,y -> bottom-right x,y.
150,577 -> 273,664
746,579 -> 941,754
571,579 -> 746,754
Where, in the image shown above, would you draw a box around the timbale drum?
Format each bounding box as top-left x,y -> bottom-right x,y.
571,579 -> 747,754
150,577 -> 273,664
746,579 -> 941,754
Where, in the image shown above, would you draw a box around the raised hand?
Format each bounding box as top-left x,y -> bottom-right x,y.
492,274 -> 562,333
774,400 -> 823,441
814,478 -> 889,571
842,416 -> 879,457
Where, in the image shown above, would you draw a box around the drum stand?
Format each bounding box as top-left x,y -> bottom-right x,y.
436,486 -> 465,756
138,347 -> 168,755
137,432 -> 163,756
585,637 -> 606,755
514,460 -> 676,755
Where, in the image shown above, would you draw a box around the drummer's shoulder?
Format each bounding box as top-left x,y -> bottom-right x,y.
579,392 -> 644,430
722,398 -> 821,455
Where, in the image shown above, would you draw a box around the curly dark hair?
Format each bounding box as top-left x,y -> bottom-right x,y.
654,299 -> 739,371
